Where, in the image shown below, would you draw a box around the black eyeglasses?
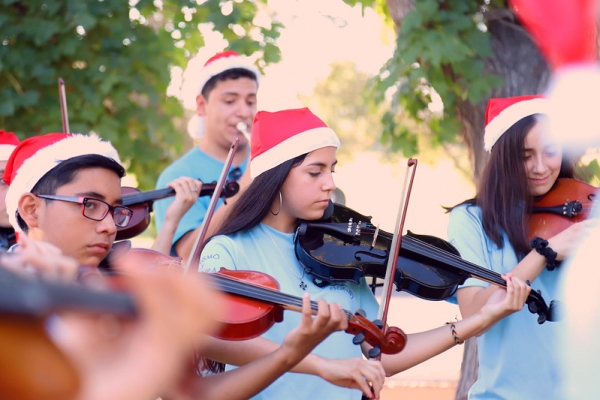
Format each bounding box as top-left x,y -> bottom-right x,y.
35,194 -> 133,228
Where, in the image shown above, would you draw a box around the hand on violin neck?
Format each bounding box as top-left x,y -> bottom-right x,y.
479,274 -> 532,326
279,294 -> 347,367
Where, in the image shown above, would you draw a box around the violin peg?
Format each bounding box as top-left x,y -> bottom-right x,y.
354,308 -> 366,318
367,345 -> 381,359
372,319 -> 384,330
352,332 -> 366,345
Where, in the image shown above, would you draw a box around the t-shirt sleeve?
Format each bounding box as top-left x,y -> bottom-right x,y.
447,205 -> 489,290
199,236 -> 237,273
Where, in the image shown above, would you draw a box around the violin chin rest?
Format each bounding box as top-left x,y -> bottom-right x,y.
320,200 -> 335,220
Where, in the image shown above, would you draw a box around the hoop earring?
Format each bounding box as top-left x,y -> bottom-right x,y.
270,191 -> 282,216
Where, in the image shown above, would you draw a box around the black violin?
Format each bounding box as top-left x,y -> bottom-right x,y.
294,203 -> 560,324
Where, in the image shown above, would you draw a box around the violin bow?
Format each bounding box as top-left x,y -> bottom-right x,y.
184,138 -> 240,274
363,158 -> 418,367
58,78 -> 70,134
378,158 -> 418,325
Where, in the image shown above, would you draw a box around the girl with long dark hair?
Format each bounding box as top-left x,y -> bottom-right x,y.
200,107 -> 533,400
447,95 -> 588,399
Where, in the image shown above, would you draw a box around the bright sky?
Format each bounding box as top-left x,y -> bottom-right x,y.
166,0 -> 475,237
170,0 -> 395,111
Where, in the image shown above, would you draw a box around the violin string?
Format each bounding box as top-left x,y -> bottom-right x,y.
210,273 -> 356,321
400,235 -> 504,285
400,236 -> 550,312
404,237 -> 501,284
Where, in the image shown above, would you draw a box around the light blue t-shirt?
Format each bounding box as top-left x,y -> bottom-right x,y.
154,147 -> 247,255
448,204 -> 563,400
200,223 -> 380,400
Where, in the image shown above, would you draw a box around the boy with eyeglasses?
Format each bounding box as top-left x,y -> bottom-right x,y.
4,133 -> 130,272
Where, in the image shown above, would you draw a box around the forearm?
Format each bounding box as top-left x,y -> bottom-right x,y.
380,311 -> 492,376
152,218 -> 179,255
184,346 -> 298,400
200,335 -> 325,379
460,251 -> 546,318
201,335 -> 282,366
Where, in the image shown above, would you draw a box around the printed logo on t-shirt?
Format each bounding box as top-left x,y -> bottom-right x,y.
328,283 -> 354,299
200,253 -> 220,264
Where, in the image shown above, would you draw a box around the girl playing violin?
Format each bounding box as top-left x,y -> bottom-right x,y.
200,107 -> 533,400
447,95 -> 589,399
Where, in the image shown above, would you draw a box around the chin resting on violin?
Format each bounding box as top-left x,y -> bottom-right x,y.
199,108 -> 532,400
446,95 -> 597,399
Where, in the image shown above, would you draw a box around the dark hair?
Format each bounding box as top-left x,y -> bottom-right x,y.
17,154 -> 125,232
446,114 -> 579,258
201,68 -> 258,100
199,153 -> 307,374
212,154 -> 308,238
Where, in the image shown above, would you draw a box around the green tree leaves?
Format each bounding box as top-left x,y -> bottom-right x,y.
0,0 -> 281,188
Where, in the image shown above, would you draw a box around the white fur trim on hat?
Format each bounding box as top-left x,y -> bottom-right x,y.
250,127 -> 340,179
197,56 -> 261,94
484,98 -> 549,151
6,134 -> 121,232
0,144 -> 16,161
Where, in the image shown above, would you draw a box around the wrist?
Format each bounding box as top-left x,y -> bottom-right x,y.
291,353 -> 321,376
530,236 -> 559,271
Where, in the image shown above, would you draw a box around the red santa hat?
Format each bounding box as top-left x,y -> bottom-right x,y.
0,131 -> 20,161
250,108 -> 340,178
4,133 -> 121,232
510,0 -> 600,147
190,50 -> 261,140
484,95 -> 549,151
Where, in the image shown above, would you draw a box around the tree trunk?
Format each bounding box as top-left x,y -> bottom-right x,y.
383,3 -> 550,400
458,13 -> 551,184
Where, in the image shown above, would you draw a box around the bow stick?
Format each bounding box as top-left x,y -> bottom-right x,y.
377,158 -> 418,326
58,78 -> 70,134
184,138 -> 240,273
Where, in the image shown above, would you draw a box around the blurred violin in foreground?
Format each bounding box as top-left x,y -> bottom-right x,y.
0,266 -> 136,400
295,203 -> 560,324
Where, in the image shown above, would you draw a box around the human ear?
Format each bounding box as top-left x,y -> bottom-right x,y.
196,94 -> 207,117
18,193 -> 40,228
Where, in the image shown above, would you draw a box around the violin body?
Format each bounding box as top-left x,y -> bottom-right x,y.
98,245 -> 407,354
207,268 -> 407,354
530,178 -> 598,240
295,203 -> 558,324
212,269 -> 284,341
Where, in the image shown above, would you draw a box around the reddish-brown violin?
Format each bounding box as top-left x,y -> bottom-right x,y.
104,246 -> 406,354
115,180 -> 239,241
529,178 -> 598,240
